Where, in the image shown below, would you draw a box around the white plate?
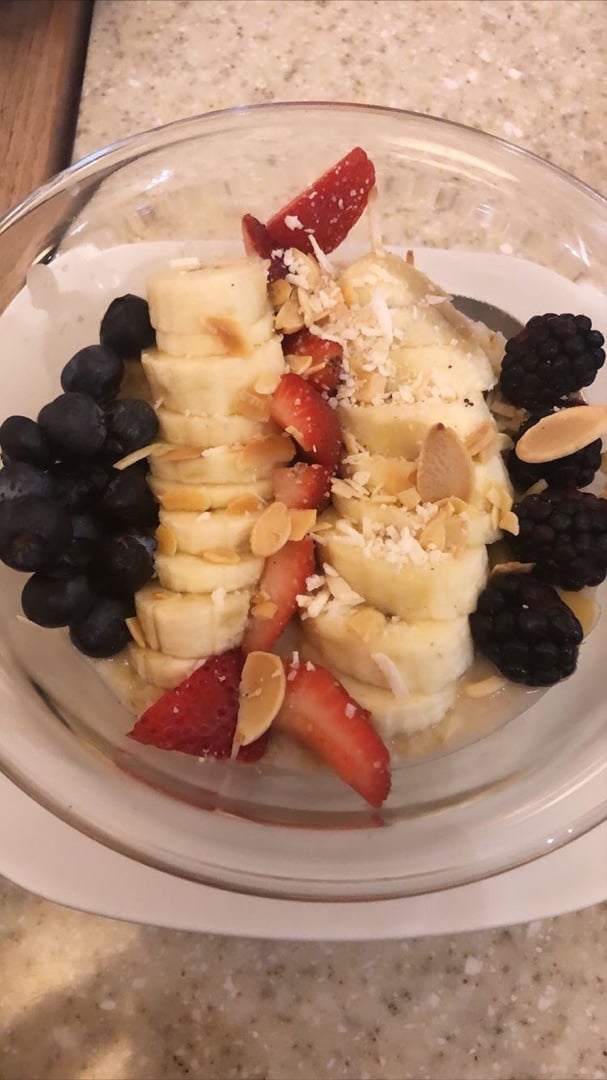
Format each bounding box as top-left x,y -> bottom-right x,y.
2,770 -> 605,939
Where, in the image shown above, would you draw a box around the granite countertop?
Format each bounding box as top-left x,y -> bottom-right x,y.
2,2 -> 607,1078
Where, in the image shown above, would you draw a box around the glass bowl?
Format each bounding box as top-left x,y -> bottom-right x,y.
0,103 -> 605,901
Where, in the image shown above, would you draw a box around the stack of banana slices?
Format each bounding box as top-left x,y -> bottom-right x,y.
127,257 -> 293,691
292,251 -> 517,737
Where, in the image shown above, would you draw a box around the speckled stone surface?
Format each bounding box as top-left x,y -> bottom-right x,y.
2,2 -> 607,1078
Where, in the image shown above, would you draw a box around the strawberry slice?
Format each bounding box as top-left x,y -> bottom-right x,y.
270,372 -> 342,471
273,461 -> 333,510
265,147 -> 376,255
128,649 -> 268,762
283,329 -> 343,394
276,658 -> 391,807
241,214 -> 286,283
242,536 -> 315,654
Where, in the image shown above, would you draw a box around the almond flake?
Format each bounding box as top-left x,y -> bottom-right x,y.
397,487 -> 421,510
356,372 -> 386,404
235,651 -> 286,747
499,509 -> 520,535
288,508 -> 317,541
420,514 -> 446,550
465,422 -> 495,457
325,574 -> 364,605
515,404 -> 607,463
268,278 -> 292,310
251,599 -> 279,620
239,434 -> 295,470
126,617 -> 146,649
250,501 -> 291,557
522,479 -> 548,498
113,442 -> 165,470
226,493 -> 265,514
203,549 -> 241,565
286,353 -> 313,375
284,424 -> 304,444
156,523 -> 178,556
274,293 -> 305,334
160,445 -> 204,462
464,675 -> 506,699
490,560 -> 534,577
237,391 -> 272,422
254,371 -> 282,396
417,424 -> 474,503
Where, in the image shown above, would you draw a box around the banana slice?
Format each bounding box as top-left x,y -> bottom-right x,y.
142,338 -> 284,415
155,552 -> 263,594
338,398 -> 493,457
147,258 -> 271,338
304,607 -> 472,694
301,644 -> 456,737
136,584 -> 252,659
149,476 -> 273,512
127,643 -> 197,690
156,407 -> 274,449
388,344 -> 495,395
155,313 -> 274,359
323,524 -> 488,621
150,436 -> 294,485
332,494 -> 499,548
160,508 -> 261,554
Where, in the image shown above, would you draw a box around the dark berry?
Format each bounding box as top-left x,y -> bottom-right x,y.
52,461 -> 110,511
499,313 -> 605,408
95,533 -> 156,596
69,598 -> 131,658
22,570 -> 95,628
104,398 -> 159,462
101,465 -> 158,529
0,461 -> 53,503
470,572 -> 582,685
0,496 -> 72,572
61,345 -> 124,403
0,415 -> 52,469
511,488 -> 607,590
507,401 -> 602,491
38,393 -> 106,459
57,513 -> 105,571
100,294 -> 155,360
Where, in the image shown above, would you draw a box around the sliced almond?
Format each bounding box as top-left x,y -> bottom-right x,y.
251,599 -> 278,620
522,479 -> 548,498
254,371 -> 282,396
239,434 -> 295,471
397,487 -> 421,509
113,442 -> 166,470
420,514 -> 447,550
126,617 -> 146,649
557,589 -> 600,637
274,293 -> 305,334
325,573 -> 364,605
465,422 -> 495,457
288,508 -> 317,541
516,404 -> 607,463
203,314 -> 250,357
268,278 -> 293,310
286,353 -> 313,376
226,493 -> 265,514
250,501 -> 291,557
417,424 -> 474,504
464,675 -> 507,699
499,509 -> 520,535
284,423 -> 304,445
203,549 -> 241,565
237,391 -> 272,422
160,445 -> 204,462
356,372 -> 386,404
156,522 -> 178,556
490,560 -> 534,577
234,651 -> 286,747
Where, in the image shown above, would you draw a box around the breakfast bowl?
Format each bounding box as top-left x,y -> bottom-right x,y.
0,102 -> 605,901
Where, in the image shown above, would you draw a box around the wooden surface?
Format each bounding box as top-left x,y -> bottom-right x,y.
0,0 -> 93,215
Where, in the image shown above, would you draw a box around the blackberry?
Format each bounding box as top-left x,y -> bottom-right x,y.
507,402 -> 602,492
511,488 -> 607,591
470,572 -> 582,686
499,313 -> 605,409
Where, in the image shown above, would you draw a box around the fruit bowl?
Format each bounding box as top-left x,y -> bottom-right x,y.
0,103 -> 606,901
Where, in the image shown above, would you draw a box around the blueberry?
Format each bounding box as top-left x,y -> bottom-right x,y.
100,294 -> 155,360
61,345 -> 124,403
22,570 -> 95,628
0,461 -> 53,503
0,416 -> 53,468
0,496 -> 72,571
95,533 -> 156,596
101,466 -> 158,529
52,462 -> 110,512
57,513 -> 105,571
104,398 -> 159,462
38,393 -> 106,459
69,598 -> 131,658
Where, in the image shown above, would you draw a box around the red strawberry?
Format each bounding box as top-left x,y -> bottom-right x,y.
266,147 -> 376,255
128,649 -> 268,763
275,658 -> 391,808
270,372 -> 342,470
242,537 -> 315,654
273,461 -> 333,511
241,214 -> 286,283
283,329 -> 343,394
